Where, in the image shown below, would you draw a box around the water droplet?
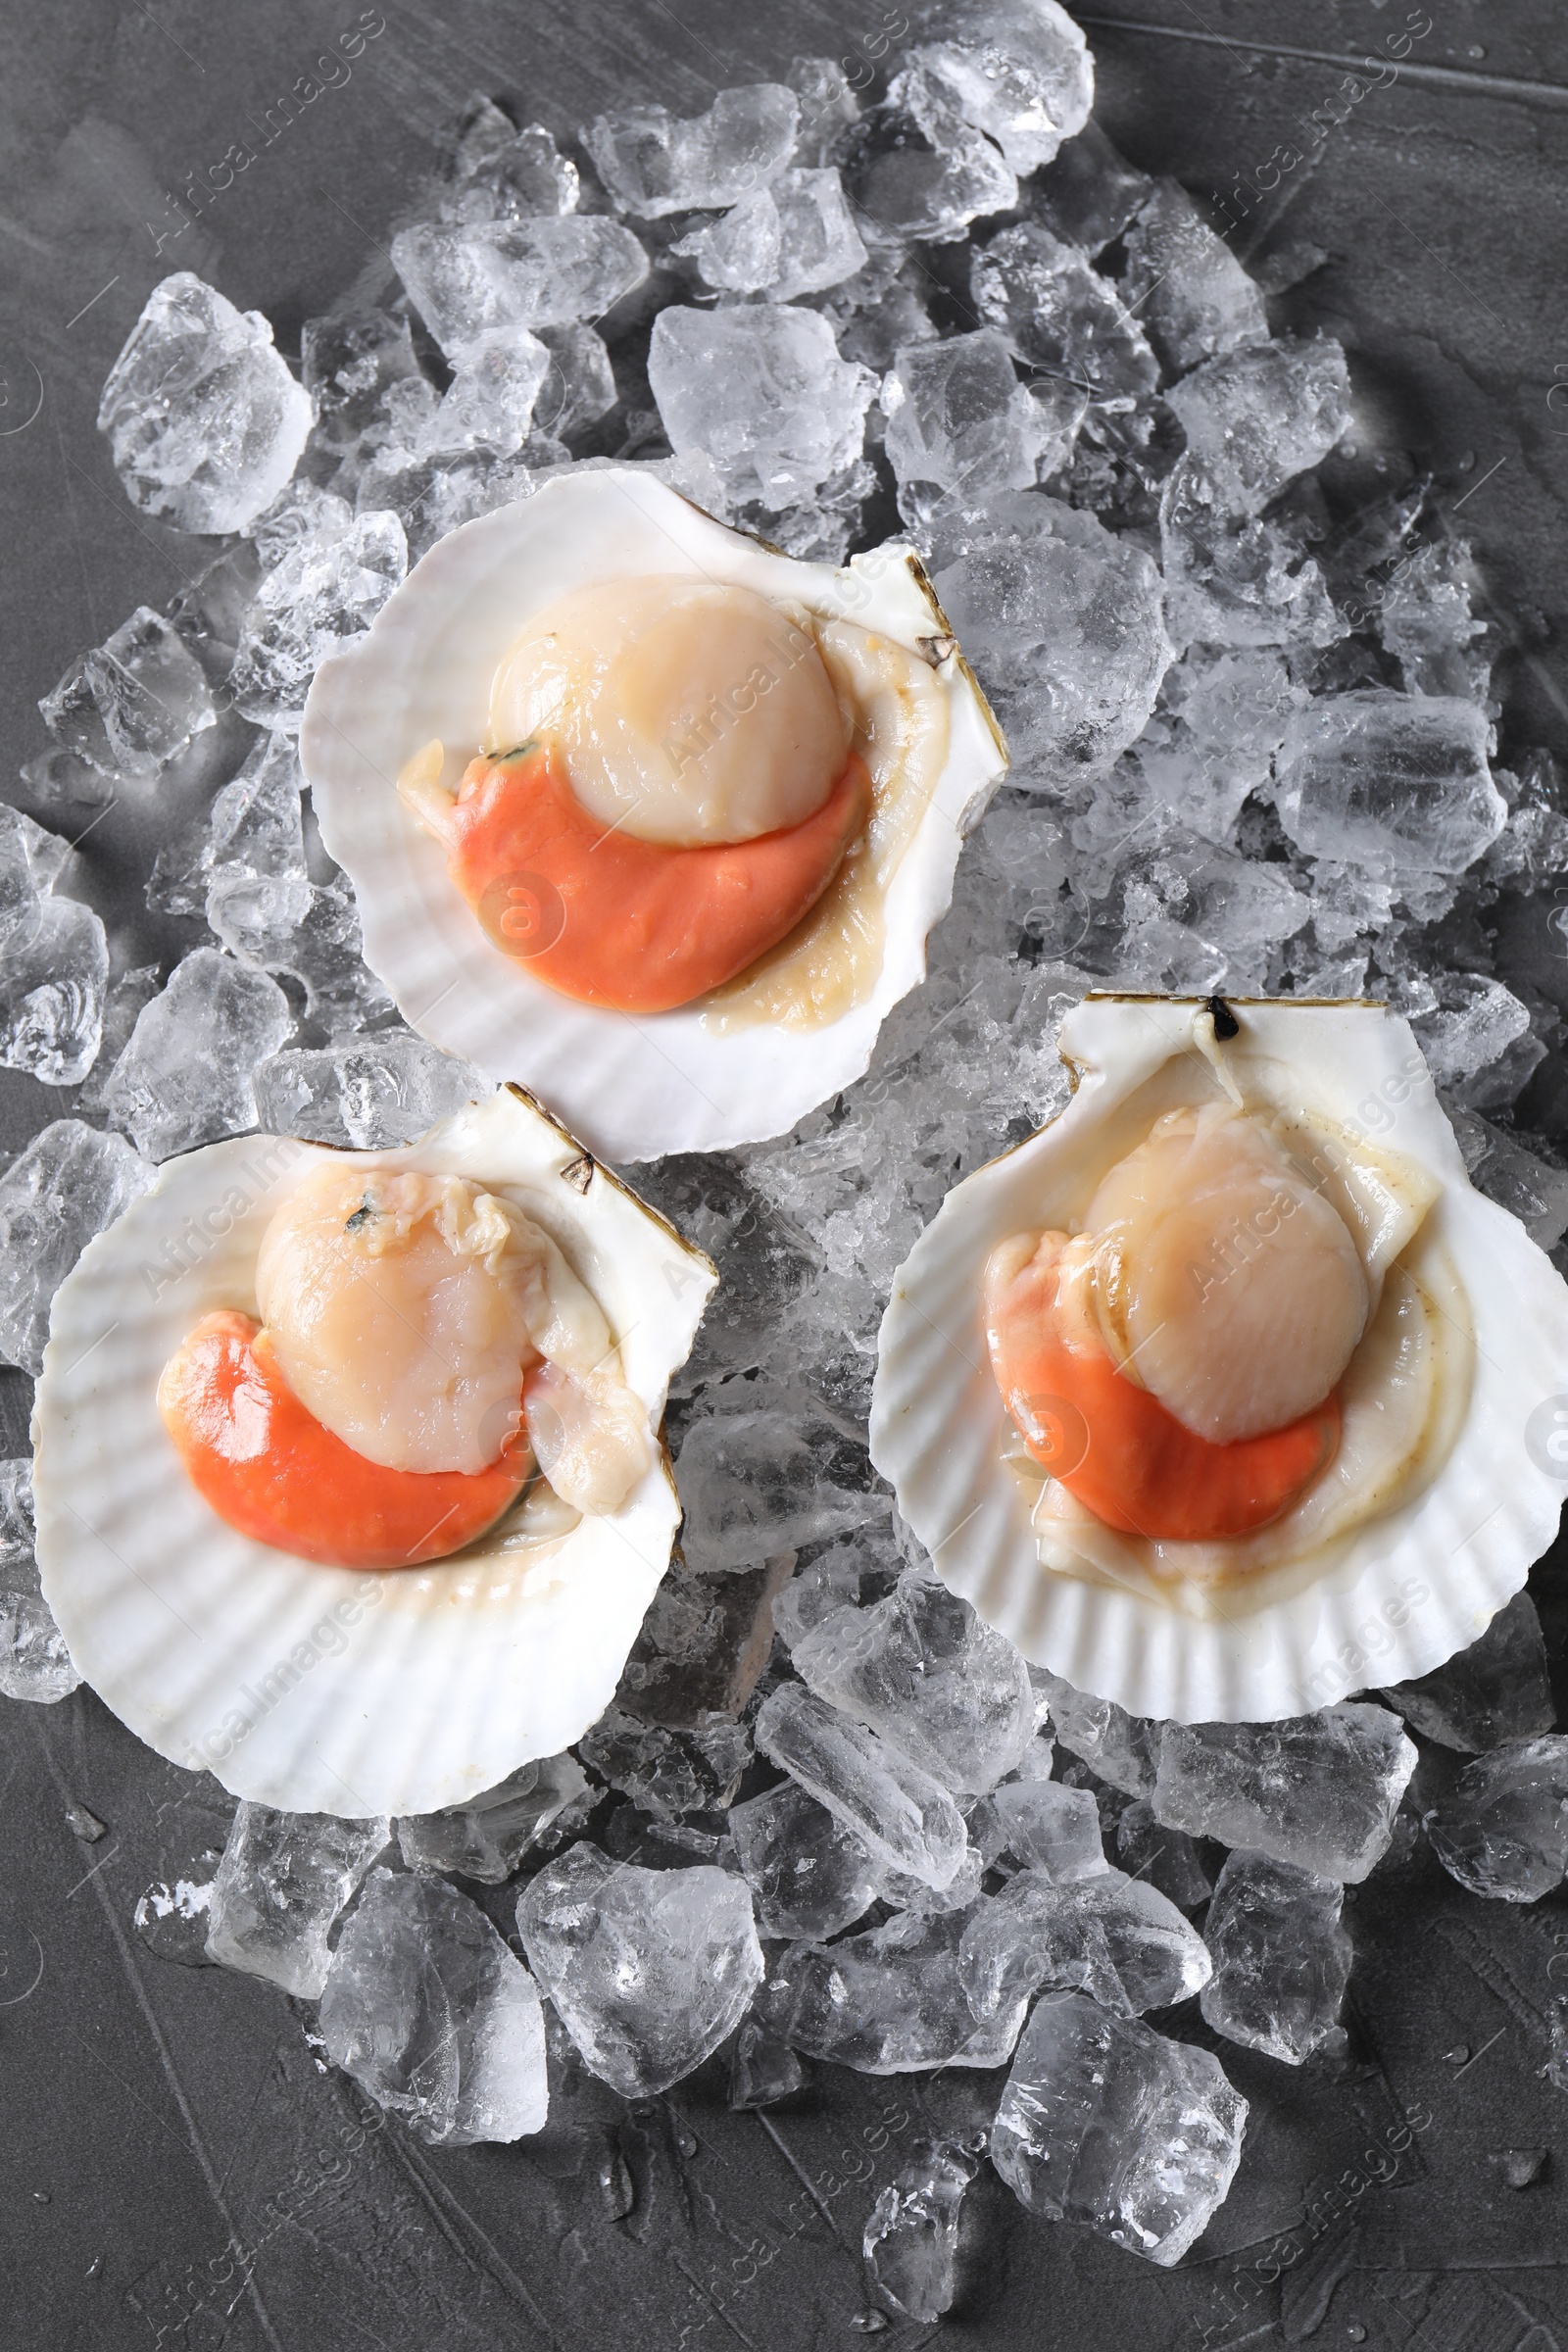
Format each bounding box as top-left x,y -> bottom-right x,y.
31,2190 -> 50,2204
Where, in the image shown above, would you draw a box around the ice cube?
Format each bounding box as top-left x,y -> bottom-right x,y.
931,493 -> 1171,786
577,1703 -> 752,1818
1122,181 -> 1269,375
755,1683 -> 969,1890
1114,1799 -> 1213,1912
791,1571 -> 1035,1793
103,948 -> 293,1159
881,330 -> 1047,522
320,1866 -> 548,2142
771,1541 -> 874,1654
147,731 -> 306,916
648,304 -> 876,507
207,878 -> 391,1035
531,323 -> 617,442
165,540 -> 268,680
864,2143 -> 973,2322
132,1785 -> 236,1967
422,325 -> 551,456
729,2016 -> 807,2109
516,1844 -> 764,2096
1137,645 -> 1303,845
909,0 -> 1093,173
302,308 -> 428,458
254,1031 -> 489,1150
786,56 -> 861,169
676,1402 -> 883,1573
0,896 -> 109,1086
0,1458 -> 80,1702
97,273 -> 313,535
1413,975 -> 1534,1102
840,63 -> 1018,247
1200,1850 -> 1352,2065
760,1905 -> 1026,2073
1383,1594 -> 1554,1754
729,1780 -> 883,1939
1153,1704 -> 1417,1884
615,1551 -> 796,1728
1381,537 -> 1490,702
1273,692 -> 1506,879
971,222 -> 1156,401
770,169 -> 868,299
391,218 -> 650,356
0,1120 -> 152,1373
228,509 -> 408,730
1165,338 -> 1351,515
1160,457 -> 1343,652
960,1864 -> 1210,2019
1424,1736 -> 1568,1902
584,85 -> 799,217
672,191 -> 782,293
992,1778 -> 1106,1879
446,108 -> 580,223
397,1753 -> 590,1884
40,608 -> 217,783
1030,1666 -> 1163,1795
204,1803 -> 388,1997
991,1992 -> 1247,2265
1029,118 -> 1152,256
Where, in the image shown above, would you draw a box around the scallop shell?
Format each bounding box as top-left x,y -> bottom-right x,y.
299,466 -> 1007,1161
869,996 -> 1568,1724
32,1088 -> 715,1816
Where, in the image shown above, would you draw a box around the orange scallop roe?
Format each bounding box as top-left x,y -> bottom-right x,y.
158,1309 -> 532,1570
443,740 -> 872,1014
985,1238 -> 1340,1544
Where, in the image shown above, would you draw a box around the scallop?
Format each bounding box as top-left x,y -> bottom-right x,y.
299,466 -> 1007,1160
870,997 -> 1568,1724
31,1088 -> 715,1816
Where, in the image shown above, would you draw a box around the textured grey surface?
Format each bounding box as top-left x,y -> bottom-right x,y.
2,3 -> 1568,2346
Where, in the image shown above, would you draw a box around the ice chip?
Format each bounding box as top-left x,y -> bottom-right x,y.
1160,457 -> 1343,652
1273,691 -> 1506,879
932,494 -> 1170,785
531,323 -> 617,442
959,1864 -> 1210,2019
672,190 -> 782,293
320,1866 -> 548,2142
0,896 -> 109,1085
993,1778 -> 1106,1879
648,304 -> 876,507
729,2015 -> 807,2110
770,169 -> 868,299
970,222 -> 1156,401
786,56 -> 861,168
1030,1666 -> 1163,1795
792,1570 -> 1035,1793
97,273 -> 314,535
676,1402 -> 883,1572
577,1704 -> 752,1819
1381,537 -> 1491,703
729,1781 -> 883,1939
40,609 -> 217,781
1122,181 -> 1268,375
908,0 -> 1093,173
839,63 -> 1018,247
446,108 -> 580,223
991,1992 -> 1247,2266
864,2143 -> 973,2322
391,217 -> 649,356
1164,337 -> 1351,515
396,1753 -> 590,1884
229,508 -> 408,729
755,1683 -> 970,1890
0,1458 -> 80,1702
419,325 -> 550,456
882,330 -> 1046,521
760,1904 -> 1026,2074
1115,1799 -> 1213,1912
147,731 -> 306,917
302,308 -> 428,456
0,1120 -> 153,1374
584,85 -> 799,217
1200,1850 -> 1352,2065
255,1032 -> 490,1150
204,1803 -> 388,1997
1424,1736 -> 1568,1902
207,877 -> 391,1035
1029,118 -> 1152,255
771,1542 -> 872,1654
103,948 -> 293,1159
1153,1704 -> 1417,1884
516,1844 -> 764,2097
1382,1592 -> 1554,1753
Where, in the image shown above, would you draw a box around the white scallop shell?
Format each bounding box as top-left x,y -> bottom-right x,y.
32,1088 -> 715,1816
299,466 -> 1007,1161
870,997 -> 1568,1724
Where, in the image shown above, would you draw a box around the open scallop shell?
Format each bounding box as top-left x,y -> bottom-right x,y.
299,466 -> 1007,1161
870,996 -> 1568,1724
32,1088 -> 715,1816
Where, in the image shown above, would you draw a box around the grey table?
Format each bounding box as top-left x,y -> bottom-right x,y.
2,4 -> 1567,2346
